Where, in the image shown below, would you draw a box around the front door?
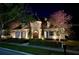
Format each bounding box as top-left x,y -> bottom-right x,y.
33,31 -> 39,38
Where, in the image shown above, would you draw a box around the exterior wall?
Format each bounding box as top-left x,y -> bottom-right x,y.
10,29 -> 29,39
44,28 -> 55,39
10,28 -> 66,40
44,28 -> 66,40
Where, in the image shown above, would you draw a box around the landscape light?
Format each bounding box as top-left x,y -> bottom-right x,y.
52,35 -> 58,40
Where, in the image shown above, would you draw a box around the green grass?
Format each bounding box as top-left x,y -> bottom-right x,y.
29,39 -> 79,48
0,43 -> 64,55
29,39 -> 61,48
29,39 -> 79,52
65,40 -> 79,46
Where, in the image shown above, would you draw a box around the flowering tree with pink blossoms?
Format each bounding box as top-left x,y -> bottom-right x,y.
49,10 -> 72,41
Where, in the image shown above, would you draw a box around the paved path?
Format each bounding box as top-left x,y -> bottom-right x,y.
0,47 -> 33,55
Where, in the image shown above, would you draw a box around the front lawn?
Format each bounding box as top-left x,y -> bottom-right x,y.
29,39 -> 61,48
29,39 -> 79,51
0,43 -> 64,55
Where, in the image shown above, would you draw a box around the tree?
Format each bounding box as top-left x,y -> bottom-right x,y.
0,4 -> 35,27
0,3 -> 36,28
0,4 -> 36,38
49,10 -> 72,41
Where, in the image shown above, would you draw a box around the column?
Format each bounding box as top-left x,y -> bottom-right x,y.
25,29 -> 29,39
31,29 -> 33,39
39,29 -> 42,39
44,31 -> 47,38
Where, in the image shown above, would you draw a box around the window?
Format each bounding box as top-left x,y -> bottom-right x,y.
21,31 -> 26,38
49,31 -> 54,36
15,31 -> 20,38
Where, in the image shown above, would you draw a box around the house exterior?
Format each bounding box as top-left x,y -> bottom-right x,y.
1,18 -> 67,41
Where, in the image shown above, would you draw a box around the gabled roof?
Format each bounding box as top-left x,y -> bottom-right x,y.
7,20 -> 21,29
